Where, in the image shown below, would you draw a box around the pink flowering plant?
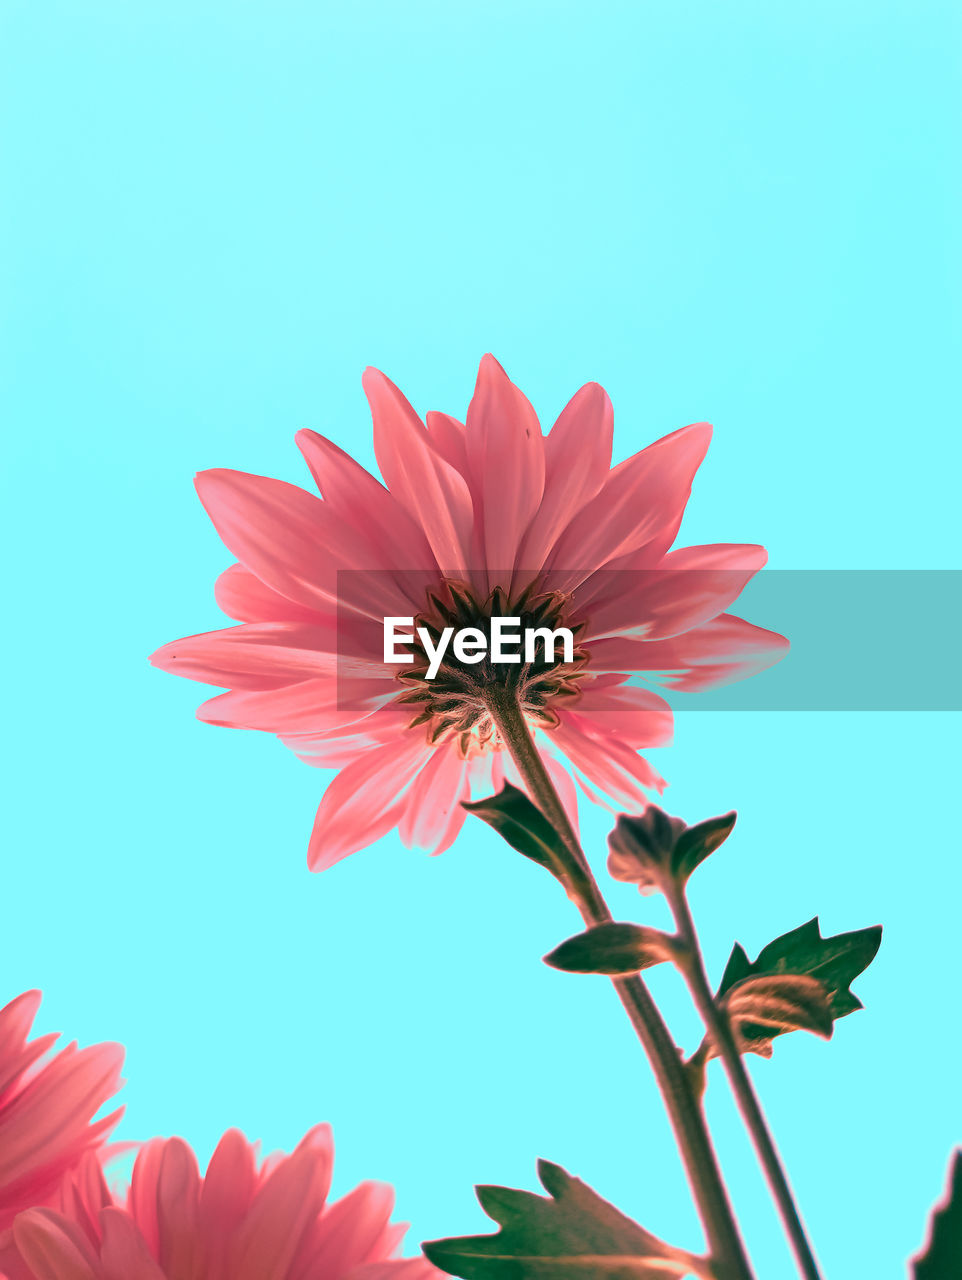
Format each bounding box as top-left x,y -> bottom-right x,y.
142,356 -> 954,1279
0,994 -> 434,1280
4,357 -> 954,1280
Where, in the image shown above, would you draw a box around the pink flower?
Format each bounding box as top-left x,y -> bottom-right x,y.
151,356 -> 787,870
9,1127 -> 437,1280
0,991 -> 123,1267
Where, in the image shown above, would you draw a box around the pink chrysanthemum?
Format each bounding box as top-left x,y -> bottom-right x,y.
10,1127 -> 437,1280
151,356 -> 787,870
0,991 -> 123,1269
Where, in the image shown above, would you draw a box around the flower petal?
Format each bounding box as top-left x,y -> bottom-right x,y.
518,382 -> 613,572
580,544 -> 768,642
153,1140 -> 202,1280
540,749 -> 581,836
364,369 -> 474,577
307,738 -> 434,871
58,1153 -> 112,1248
0,993 -> 60,1103
11,1209 -> 99,1280
546,422 -> 713,589
283,706 -> 416,769
552,717 -> 666,811
424,412 -> 469,477
301,1182 -> 395,1276
586,612 -> 790,690
0,1043 -> 124,1186
150,623 -> 343,690
214,564 -> 330,625
229,1127 -> 331,1280
197,1129 -> 257,1265
195,470 -> 339,613
398,748 -> 470,854
98,1207 -> 168,1280
347,1262 -> 440,1280
464,355 -> 545,588
570,680 -> 675,749
295,430 -> 437,580
197,677 -> 393,735
0,992 -> 43,1062
195,470 -> 409,621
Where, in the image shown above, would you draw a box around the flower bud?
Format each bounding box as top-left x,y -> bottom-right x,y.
607,807 -> 687,895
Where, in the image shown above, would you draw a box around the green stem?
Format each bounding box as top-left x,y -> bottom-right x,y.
667,886 -> 823,1280
484,685 -> 754,1280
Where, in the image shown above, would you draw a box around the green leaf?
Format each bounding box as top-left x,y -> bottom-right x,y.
463,784 -> 568,882
671,812 -> 736,884
719,974 -> 834,1057
913,1151 -> 962,1279
544,923 -> 679,976
422,1159 -> 709,1278
714,917 -> 881,1057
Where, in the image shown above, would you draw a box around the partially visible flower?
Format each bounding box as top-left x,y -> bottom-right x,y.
150,356 -> 788,870
10,1127 -> 437,1280
0,991 -> 123,1268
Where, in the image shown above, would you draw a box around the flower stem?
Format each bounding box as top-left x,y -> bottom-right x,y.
666,885 -> 823,1280
484,686 -> 754,1280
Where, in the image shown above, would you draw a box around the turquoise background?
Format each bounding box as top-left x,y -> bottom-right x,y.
1,2 -> 959,1275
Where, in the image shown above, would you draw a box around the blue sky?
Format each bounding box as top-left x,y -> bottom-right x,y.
1,2 -> 959,1276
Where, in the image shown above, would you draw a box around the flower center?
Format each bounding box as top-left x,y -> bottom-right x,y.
394,580 -> 589,757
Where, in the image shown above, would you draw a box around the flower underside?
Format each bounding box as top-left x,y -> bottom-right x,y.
148,355 -> 791,869
394,579 -> 588,757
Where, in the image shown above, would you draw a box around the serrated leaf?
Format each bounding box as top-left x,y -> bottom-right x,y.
463,784 -> 569,883
423,1159 -> 709,1278
718,974 -> 834,1057
913,1150 -> 962,1279
544,923 -> 678,976
671,812 -> 736,884
714,917 -> 881,1058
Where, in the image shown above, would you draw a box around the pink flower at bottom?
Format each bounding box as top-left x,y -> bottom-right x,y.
0,990 -> 123,1265
9,1127 -> 438,1280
